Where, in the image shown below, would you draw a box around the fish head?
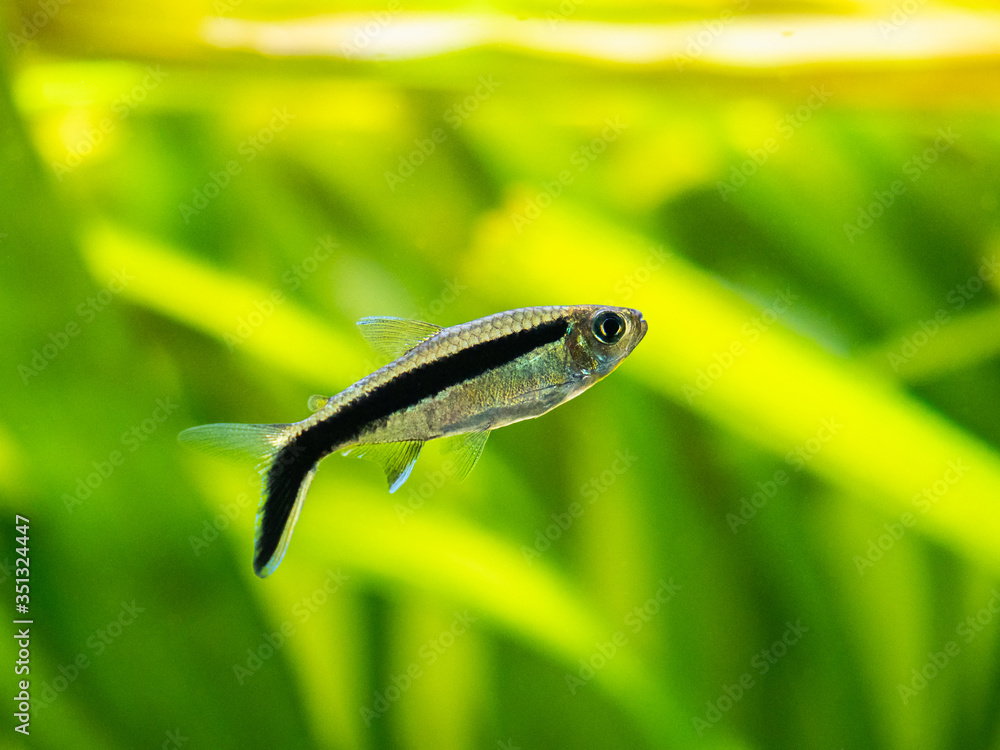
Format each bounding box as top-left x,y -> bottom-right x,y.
565,305 -> 647,382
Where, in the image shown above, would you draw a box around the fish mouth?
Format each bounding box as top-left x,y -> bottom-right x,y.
637,314 -> 648,342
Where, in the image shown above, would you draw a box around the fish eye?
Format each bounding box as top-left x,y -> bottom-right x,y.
592,311 -> 626,344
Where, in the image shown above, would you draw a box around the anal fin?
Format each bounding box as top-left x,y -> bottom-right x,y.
343,440 -> 423,493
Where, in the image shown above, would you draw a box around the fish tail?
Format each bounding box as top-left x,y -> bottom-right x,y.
179,421 -> 317,578
254,436 -> 321,577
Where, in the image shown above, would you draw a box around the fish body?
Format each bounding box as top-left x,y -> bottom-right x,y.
180,305 -> 646,577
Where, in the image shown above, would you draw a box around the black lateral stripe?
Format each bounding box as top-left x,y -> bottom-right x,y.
257,316 -> 567,569
312,316 -> 568,457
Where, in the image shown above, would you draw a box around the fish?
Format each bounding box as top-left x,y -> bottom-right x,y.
179,305 -> 647,577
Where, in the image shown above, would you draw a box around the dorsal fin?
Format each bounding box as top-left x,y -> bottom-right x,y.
356,316 -> 442,363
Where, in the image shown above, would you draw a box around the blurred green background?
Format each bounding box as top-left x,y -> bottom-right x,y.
3,0 -> 1000,748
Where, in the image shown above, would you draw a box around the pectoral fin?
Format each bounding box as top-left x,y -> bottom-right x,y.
356,316 -> 442,362
342,440 -> 423,493
440,428 -> 490,482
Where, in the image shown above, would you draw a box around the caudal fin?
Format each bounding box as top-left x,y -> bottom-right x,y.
178,422 -> 317,578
